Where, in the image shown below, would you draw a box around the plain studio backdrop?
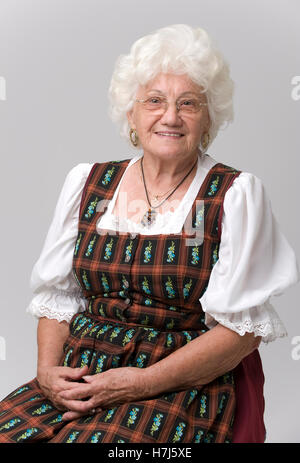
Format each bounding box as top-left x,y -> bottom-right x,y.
0,0 -> 299,443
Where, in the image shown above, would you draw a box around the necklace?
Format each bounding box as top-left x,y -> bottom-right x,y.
140,177 -> 182,204
140,156 -> 198,227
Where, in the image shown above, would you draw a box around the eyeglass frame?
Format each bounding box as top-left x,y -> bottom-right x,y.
135,95 -> 208,114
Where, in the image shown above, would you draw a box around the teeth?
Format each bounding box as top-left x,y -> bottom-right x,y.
157,133 -> 182,137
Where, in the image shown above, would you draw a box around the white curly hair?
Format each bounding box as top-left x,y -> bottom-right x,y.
108,24 -> 234,149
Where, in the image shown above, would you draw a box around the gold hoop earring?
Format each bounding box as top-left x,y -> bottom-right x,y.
129,128 -> 139,147
200,131 -> 210,153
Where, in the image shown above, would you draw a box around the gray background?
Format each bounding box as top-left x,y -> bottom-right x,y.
0,0 -> 299,443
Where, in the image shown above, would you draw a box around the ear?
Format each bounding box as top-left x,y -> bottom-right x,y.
206,112 -> 211,132
126,109 -> 135,130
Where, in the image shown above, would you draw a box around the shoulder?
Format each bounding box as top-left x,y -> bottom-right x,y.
65,158 -> 131,179
229,171 -> 266,195
223,170 -> 271,214
204,154 -> 264,193
207,155 -> 264,186
63,161 -> 127,188
55,164 -> 95,203
65,163 -> 95,183
205,153 -> 241,176
204,154 -> 269,206
77,159 -> 132,178
64,159 -> 133,207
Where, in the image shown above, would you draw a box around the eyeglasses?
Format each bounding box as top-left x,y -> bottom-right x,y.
135,96 -> 208,114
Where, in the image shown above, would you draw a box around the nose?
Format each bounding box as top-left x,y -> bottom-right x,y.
159,102 -> 183,126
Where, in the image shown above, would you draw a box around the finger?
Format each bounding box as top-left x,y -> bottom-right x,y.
54,396 -> 91,414
53,403 -> 69,412
59,379 -> 88,391
49,379 -> 88,407
82,375 -> 94,383
60,398 -> 96,414
59,385 -> 93,401
62,406 -> 101,422
62,366 -> 89,380
50,381 -> 82,401
62,410 -> 85,421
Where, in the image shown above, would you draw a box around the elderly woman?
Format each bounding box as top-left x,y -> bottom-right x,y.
0,24 -> 298,444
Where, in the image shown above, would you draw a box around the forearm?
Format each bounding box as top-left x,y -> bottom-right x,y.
37,317 -> 70,374
143,324 -> 261,397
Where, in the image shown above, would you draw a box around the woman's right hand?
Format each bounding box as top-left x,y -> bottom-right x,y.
37,365 -> 89,411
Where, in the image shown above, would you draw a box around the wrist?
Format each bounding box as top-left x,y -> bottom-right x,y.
37,365 -> 49,379
37,353 -> 62,374
37,363 -> 56,378
141,365 -> 167,399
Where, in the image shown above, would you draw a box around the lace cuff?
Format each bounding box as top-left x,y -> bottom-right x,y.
204,299 -> 288,344
26,287 -> 87,323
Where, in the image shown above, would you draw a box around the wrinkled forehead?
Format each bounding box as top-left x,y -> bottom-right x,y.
136,72 -> 206,97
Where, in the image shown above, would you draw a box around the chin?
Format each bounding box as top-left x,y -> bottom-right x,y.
148,144 -> 187,159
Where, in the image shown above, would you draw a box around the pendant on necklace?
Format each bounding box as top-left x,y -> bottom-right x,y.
151,195 -> 162,207
141,208 -> 157,227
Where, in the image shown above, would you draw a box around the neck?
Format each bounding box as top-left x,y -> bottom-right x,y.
140,149 -> 200,189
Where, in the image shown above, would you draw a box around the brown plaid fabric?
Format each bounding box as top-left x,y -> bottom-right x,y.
0,158 -> 242,443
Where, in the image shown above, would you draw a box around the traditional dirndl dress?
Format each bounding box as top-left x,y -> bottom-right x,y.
0,159 -> 264,443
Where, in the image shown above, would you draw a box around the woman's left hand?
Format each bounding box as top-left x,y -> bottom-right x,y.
58,367 -> 149,421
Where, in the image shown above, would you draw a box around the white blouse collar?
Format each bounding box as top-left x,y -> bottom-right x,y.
97,151 -> 218,235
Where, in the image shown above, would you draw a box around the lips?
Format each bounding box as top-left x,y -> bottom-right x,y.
155,131 -> 184,137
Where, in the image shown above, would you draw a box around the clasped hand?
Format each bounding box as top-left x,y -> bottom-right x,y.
37,365 -> 149,421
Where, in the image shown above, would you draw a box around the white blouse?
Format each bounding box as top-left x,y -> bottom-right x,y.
26,153 -> 299,344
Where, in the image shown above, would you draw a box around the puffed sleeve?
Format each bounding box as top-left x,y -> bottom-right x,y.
199,172 -> 300,343
26,163 -> 94,323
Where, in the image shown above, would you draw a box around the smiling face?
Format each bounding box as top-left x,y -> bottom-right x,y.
127,73 -> 210,163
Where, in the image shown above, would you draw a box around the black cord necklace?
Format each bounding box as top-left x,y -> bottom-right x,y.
140,156 -> 198,227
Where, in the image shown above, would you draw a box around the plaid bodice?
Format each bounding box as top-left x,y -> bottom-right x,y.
72,158 -> 241,332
